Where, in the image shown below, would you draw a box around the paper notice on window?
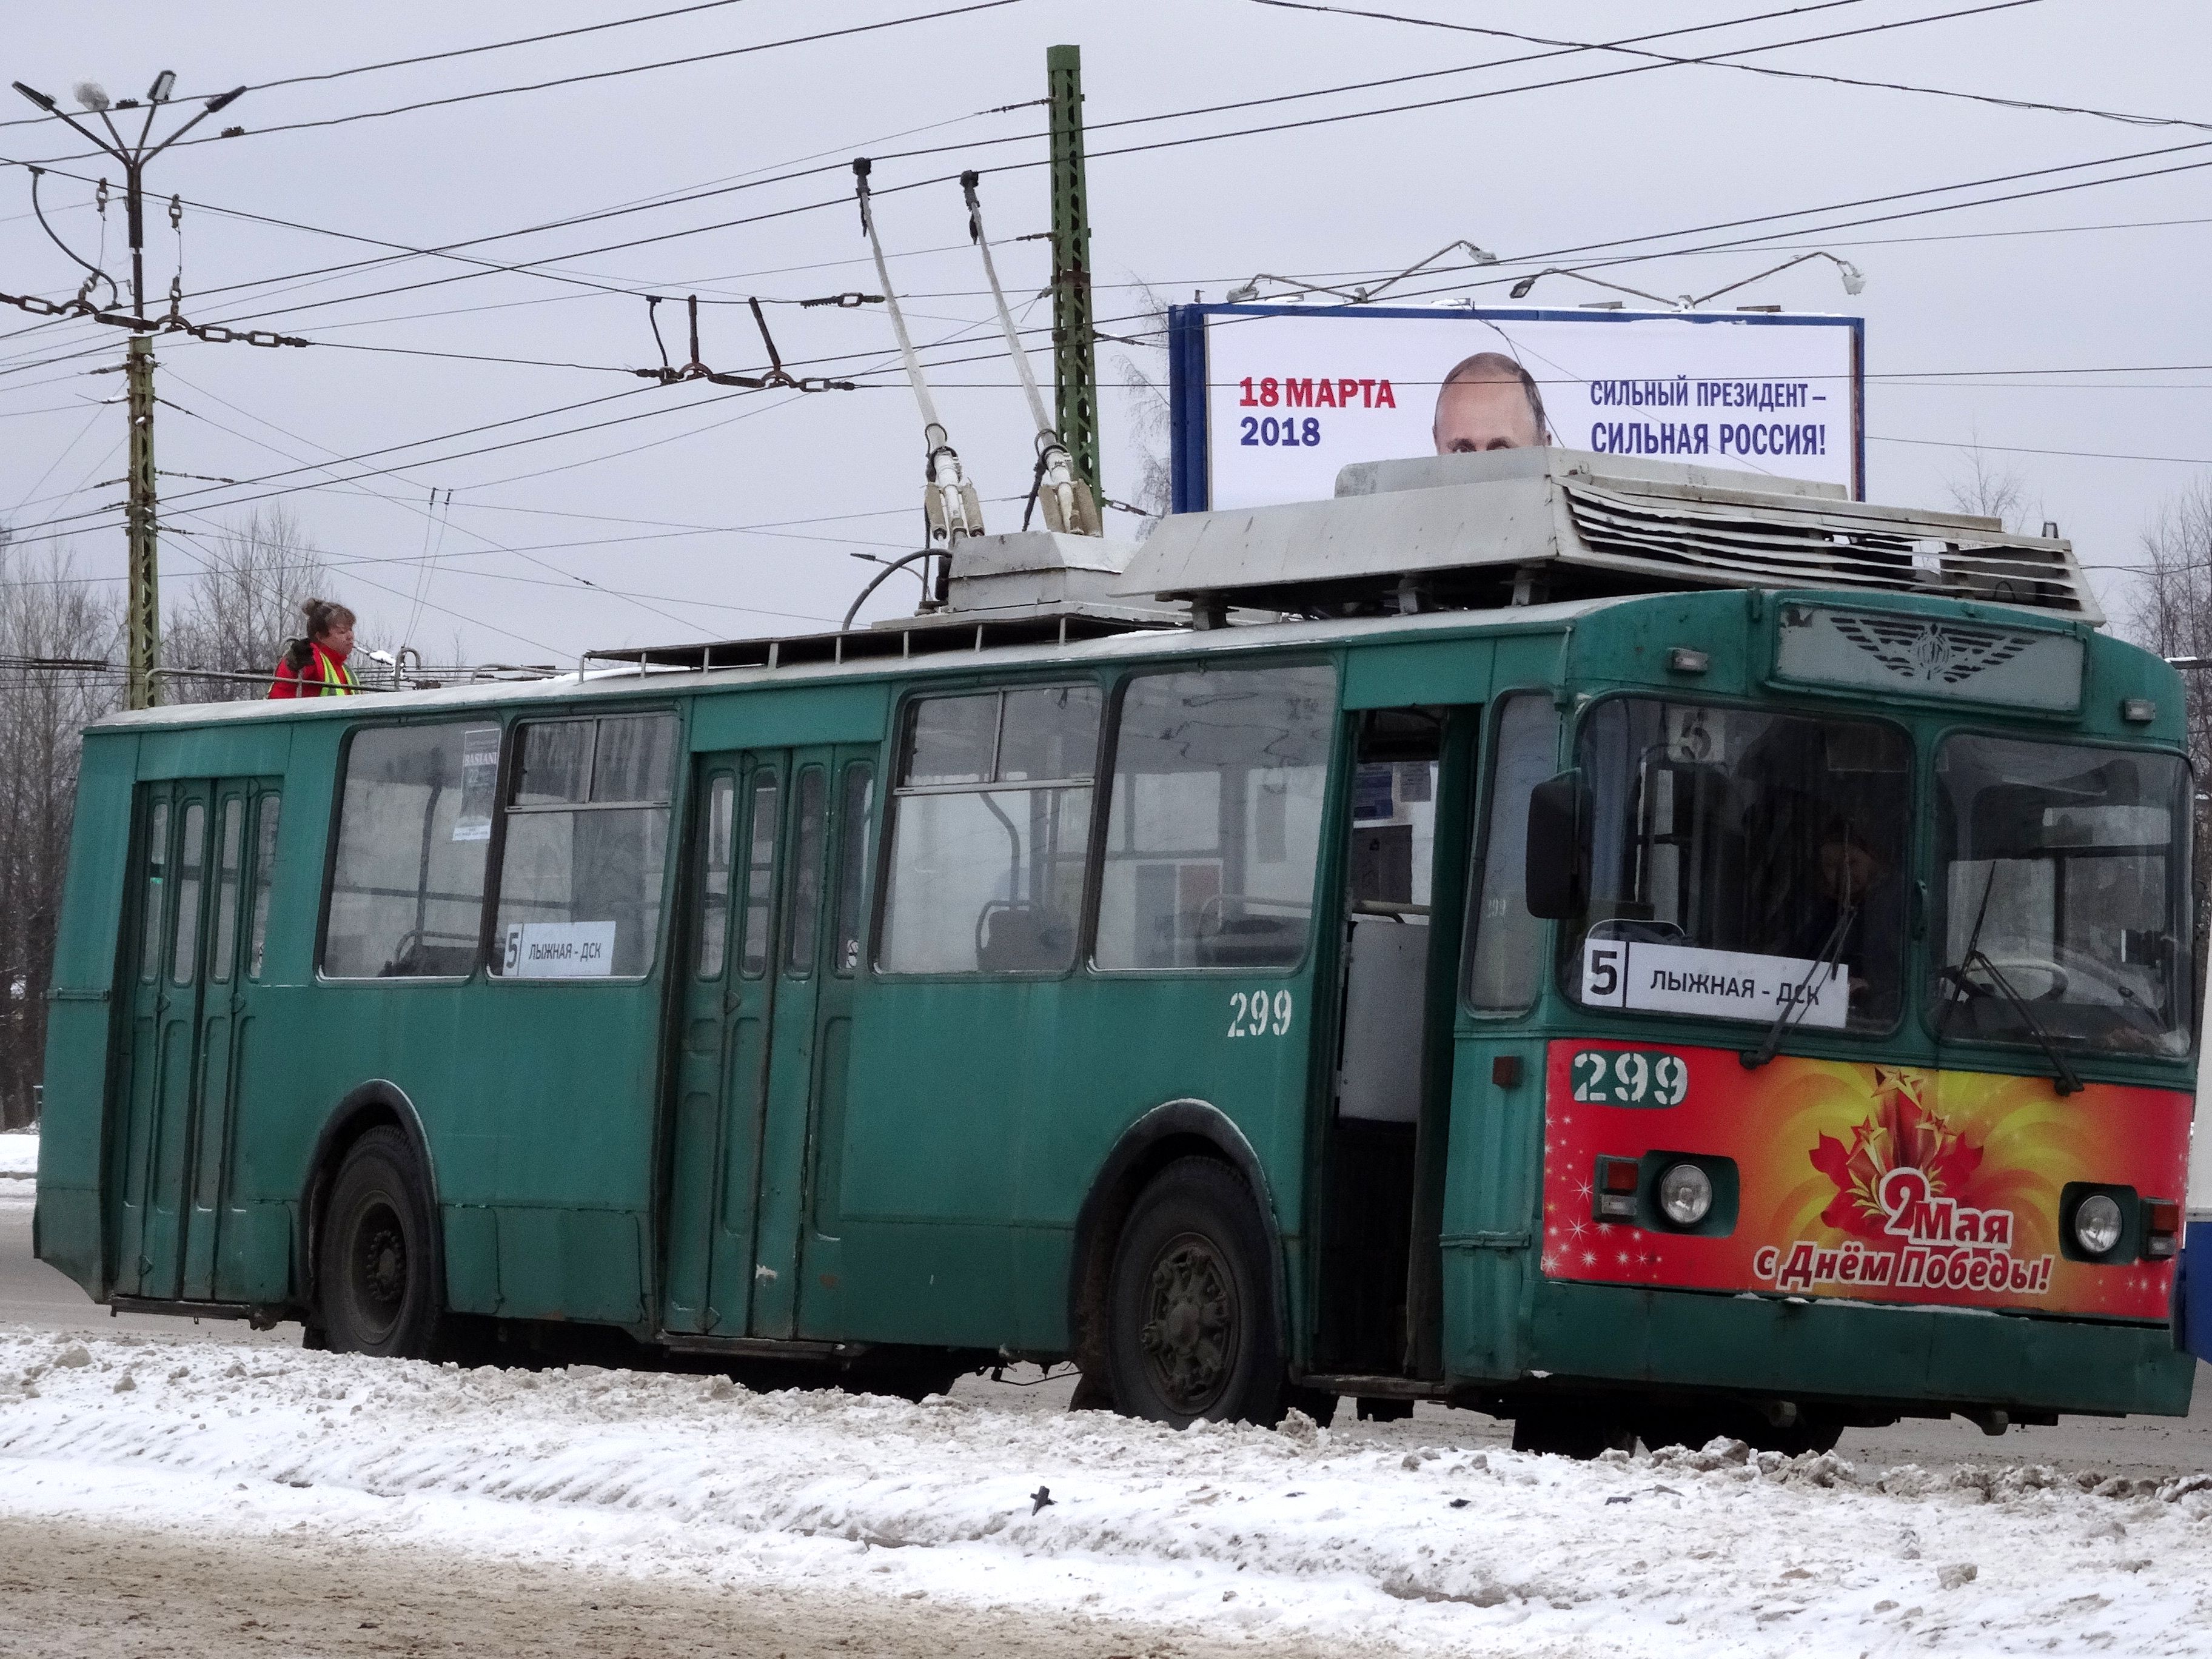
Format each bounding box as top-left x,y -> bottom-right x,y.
453,726 -> 501,843
503,920 -> 616,979
1581,937 -> 1845,1028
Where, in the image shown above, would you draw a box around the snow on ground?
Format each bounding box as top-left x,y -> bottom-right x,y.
1,1330 -> 2208,1655
0,1130 -> 35,1208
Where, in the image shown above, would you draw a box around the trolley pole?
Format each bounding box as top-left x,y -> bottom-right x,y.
124,334 -> 159,710
1046,44 -> 1101,498
9,74 -> 244,709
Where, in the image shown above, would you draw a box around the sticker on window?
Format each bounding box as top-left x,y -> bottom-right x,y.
502,920 -> 616,978
1581,937 -> 1844,1029
453,726 -> 501,843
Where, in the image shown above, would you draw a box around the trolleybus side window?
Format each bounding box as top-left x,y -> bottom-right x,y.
1561,699 -> 1911,1031
323,723 -> 498,980
1467,694 -> 1561,1012
879,685 -> 1101,975
247,795 -> 280,981
1930,735 -> 2191,1056
211,799 -> 244,984
493,712 -> 678,980
785,767 -> 828,976
833,762 -> 874,976
170,802 -> 205,986
1094,664 -> 1336,973
138,799 -> 170,983
694,773 -> 736,979
738,773 -> 779,979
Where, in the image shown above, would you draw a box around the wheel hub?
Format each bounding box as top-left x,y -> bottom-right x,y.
353,1202 -> 407,1316
1138,1236 -> 1236,1414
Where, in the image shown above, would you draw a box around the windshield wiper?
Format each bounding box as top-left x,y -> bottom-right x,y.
1934,865 -> 1998,1043
1741,901 -> 1854,1070
1940,948 -> 2085,1096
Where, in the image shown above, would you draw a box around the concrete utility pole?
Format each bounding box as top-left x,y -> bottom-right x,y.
1046,44 -> 1101,500
10,73 -> 243,708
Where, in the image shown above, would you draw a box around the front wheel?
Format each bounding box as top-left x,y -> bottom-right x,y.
1107,1158 -> 1290,1428
318,1127 -> 444,1359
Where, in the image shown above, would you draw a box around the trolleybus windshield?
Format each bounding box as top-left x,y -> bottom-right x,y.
1931,735 -> 2191,1057
1563,698 -> 1911,1033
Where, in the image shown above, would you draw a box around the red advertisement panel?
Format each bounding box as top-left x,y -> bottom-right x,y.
1541,1041 -> 2187,1319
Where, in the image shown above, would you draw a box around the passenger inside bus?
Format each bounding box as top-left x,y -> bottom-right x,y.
1786,819 -> 1902,1011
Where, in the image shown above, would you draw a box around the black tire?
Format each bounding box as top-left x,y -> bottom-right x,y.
318,1127 -> 444,1359
1107,1157 -> 1290,1429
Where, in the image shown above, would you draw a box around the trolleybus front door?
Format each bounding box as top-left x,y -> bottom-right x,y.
116,776 -> 278,1303
664,745 -> 865,1339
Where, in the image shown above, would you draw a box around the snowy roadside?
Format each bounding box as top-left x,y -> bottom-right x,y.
0,1130 -> 35,1208
2,1330 -> 2208,1654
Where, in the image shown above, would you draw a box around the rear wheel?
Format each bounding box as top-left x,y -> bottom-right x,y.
1107,1158 -> 1290,1428
318,1127 -> 444,1359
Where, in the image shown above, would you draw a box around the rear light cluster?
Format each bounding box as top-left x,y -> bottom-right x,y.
1595,1158 -> 1640,1221
2143,1199 -> 2182,1261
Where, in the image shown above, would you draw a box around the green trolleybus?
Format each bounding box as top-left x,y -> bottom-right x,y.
34,449 -> 2197,1454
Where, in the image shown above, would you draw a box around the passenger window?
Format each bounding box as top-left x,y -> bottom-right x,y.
172,802 -> 206,985
1096,665 -> 1336,971
879,685 -> 1101,974
211,799 -> 243,985
323,723 -> 497,979
139,799 -> 170,984
738,773 -> 779,979
494,713 -> 678,979
785,768 -> 827,976
833,763 -> 874,976
1466,695 -> 1561,1011
247,795 -> 281,982
695,774 -> 736,979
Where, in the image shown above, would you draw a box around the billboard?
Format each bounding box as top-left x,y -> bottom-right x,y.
1166,303 -> 1863,511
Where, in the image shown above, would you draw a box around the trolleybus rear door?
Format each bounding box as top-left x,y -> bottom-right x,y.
179,781 -> 280,1301
665,757 -> 784,1335
118,781 -> 213,1299
664,745 -> 869,1340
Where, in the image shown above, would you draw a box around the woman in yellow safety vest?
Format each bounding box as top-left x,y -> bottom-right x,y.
267,597 -> 358,697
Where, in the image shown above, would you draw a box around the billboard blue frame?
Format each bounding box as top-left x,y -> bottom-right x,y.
1165,302 -> 1867,513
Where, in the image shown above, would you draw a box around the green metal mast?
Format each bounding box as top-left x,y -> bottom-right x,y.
124,333 -> 160,710
1046,43 -> 1099,498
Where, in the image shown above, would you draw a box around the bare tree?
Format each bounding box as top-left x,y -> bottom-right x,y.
161,506 -> 335,702
1943,446 -> 2037,533
1108,280 -> 1175,531
0,541 -> 123,1126
2120,475 -> 2212,998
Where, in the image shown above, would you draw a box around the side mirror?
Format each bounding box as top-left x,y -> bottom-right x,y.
1524,769 -> 1584,920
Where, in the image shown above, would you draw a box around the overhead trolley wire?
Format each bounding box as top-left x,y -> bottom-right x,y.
8,1 -> 1031,163
1254,0 -> 2212,137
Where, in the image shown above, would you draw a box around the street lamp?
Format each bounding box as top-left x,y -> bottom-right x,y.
10,71 -> 244,318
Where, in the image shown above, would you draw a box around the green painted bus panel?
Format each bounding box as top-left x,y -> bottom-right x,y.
1342,638 -> 1493,709
832,970 -> 1319,1349
495,1205 -> 645,1324
216,1201 -> 294,1304
442,1206 -> 500,1314
689,683 -> 890,751
1562,591 -> 1758,697
38,733 -> 137,1299
1435,1035 -> 1547,1380
1527,1280 -> 2196,1416
138,723 -> 292,783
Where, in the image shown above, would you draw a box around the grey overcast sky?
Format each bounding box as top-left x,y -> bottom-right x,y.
2,0 -> 2207,665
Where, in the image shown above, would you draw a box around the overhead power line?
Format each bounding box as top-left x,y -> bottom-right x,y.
11,1 -> 1030,162
1253,0 -> 2212,136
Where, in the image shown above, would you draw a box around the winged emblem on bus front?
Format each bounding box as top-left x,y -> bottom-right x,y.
1826,614 -> 2031,686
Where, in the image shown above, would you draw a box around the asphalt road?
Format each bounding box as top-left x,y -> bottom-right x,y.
6,1187 -> 2208,1477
